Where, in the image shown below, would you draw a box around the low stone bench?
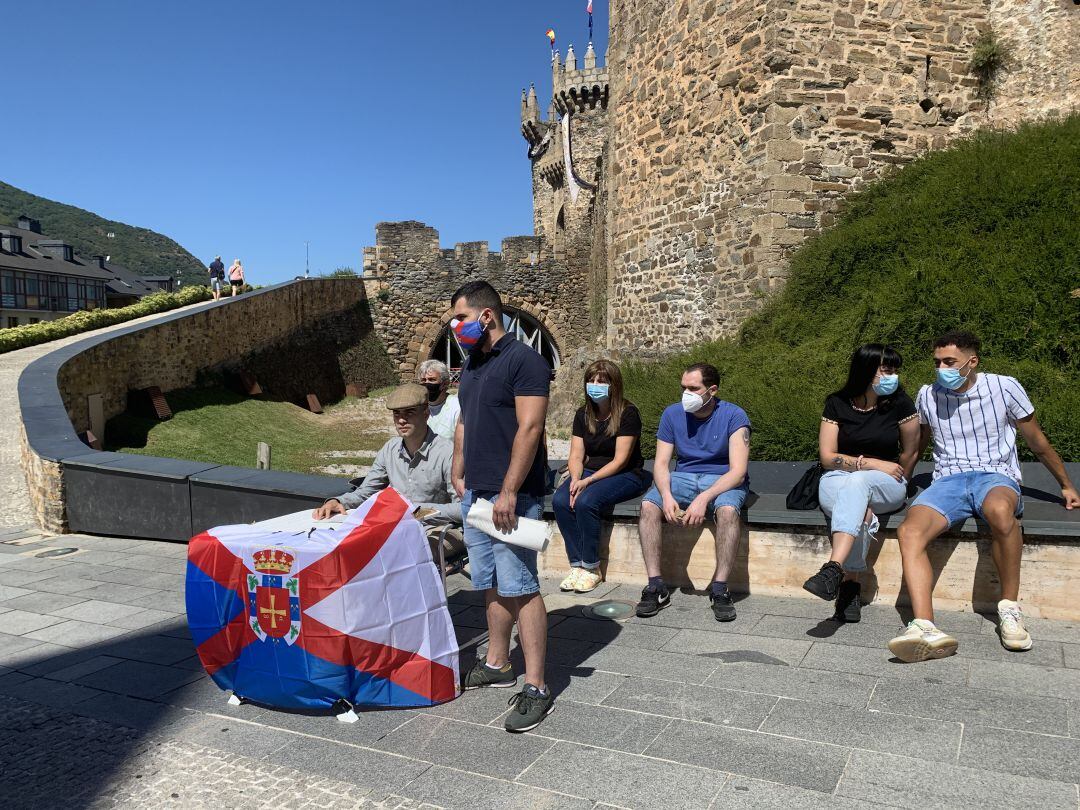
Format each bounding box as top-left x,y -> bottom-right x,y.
539,460 -> 1080,620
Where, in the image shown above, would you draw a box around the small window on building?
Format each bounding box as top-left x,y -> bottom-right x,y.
554,206 -> 566,262
7,317 -> 19,329
29,317 -> 40,324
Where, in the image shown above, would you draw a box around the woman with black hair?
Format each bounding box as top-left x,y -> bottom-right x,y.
803,344 -> 920,621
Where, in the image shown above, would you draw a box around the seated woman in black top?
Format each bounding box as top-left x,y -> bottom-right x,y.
803,344 -> 920,622
553,359 -> 652,593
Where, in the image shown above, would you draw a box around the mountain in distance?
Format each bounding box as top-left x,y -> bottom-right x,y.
0,180 -> 207,286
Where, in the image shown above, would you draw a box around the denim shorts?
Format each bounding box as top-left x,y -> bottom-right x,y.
911,471 -> 1023,526
641,471 -> 748,517
461,489 -> 543,597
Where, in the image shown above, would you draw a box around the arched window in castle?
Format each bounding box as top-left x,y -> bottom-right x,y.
553,206 -> 566,262
431,307 -> 561,382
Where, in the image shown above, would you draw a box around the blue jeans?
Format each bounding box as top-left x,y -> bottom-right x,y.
911,471 -> 1023,526
642,472 -> 749,516
461,489 -> 544,598
553,469 -> 652,570
818,470 -> 907,572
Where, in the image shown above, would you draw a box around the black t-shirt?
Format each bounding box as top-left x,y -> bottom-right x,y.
822,392 -> 917,462
572,403 -> 644,473
209,259 -> 225,279
458,333 -> 551,496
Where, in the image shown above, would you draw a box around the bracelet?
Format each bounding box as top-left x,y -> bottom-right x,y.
856,455 -> 864,471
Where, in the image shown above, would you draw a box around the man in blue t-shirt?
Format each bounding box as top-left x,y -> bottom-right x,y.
450,280 -> 554,734
636,362 -> 751,623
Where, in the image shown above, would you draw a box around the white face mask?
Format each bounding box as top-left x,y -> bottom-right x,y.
682,389 -> 708,413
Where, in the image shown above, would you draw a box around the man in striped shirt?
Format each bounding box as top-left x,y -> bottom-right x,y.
888,331 -> 1079,663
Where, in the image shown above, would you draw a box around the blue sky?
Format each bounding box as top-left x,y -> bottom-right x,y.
1,1 -> 608,283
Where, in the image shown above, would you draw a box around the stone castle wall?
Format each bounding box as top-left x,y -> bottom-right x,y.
604,0 -> 1079,353
366,221 -> 590,380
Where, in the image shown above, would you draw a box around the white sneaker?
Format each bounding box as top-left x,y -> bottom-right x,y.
997,599 -> 1033,651
574,568 -> 603,593
559,569 -> 582,591
887,619 -> 959,663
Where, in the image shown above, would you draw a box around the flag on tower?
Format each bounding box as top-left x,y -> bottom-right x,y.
587,1 -> 594,41
546,28 -> 556,50
186,488 -> 460,711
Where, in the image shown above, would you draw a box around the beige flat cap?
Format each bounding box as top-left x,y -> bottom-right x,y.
385,383 -> 429,410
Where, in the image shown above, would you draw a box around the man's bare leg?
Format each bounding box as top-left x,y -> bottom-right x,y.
639,502 -> 664,579
896,506 -> 949,621
485,590 -> 515,668
981,488 -> 1023,602
712,506 -> 741,582
515,592 -> 548,690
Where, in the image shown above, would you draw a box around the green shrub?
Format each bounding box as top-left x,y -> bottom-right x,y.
624,116 -> 1080,462
0,286 -> 213,354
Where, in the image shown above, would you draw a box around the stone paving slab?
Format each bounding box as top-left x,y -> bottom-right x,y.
3,533 -> 1080,808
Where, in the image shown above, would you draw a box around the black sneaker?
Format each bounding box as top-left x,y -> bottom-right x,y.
504,684 -> 555,733
462,658 -> 518,690
834,580 -> 862,623
635,585 -> 670,618
709,590 -> 737,622
803,561 -> 844,601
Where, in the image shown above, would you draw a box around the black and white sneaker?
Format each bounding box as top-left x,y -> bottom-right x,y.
834,580 -> 862,623
635,585 -> 670,618
803,561 -> 844,601
709,590 -> 737,622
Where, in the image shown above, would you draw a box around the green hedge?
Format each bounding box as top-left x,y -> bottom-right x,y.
0,285 -> 215,354
623,115 -> 1080,462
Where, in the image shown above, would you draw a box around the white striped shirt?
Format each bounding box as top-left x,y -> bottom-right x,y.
916,373 -> 1034,483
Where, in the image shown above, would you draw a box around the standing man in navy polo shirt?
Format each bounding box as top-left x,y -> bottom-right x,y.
450,280 -> 554,733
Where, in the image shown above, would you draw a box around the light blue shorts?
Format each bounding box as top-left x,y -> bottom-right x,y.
641,471 -> 748,518
461,489 -> 543,598
911,471 -> 1023,526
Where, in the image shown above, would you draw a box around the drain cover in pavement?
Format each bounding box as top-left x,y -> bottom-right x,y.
582,600 -> 637,621
35,547 -> 79,558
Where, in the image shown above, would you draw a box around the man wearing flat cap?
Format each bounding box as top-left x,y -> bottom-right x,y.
313,383 -> 460,530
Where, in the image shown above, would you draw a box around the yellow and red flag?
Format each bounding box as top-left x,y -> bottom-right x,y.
546,28 -> 556,50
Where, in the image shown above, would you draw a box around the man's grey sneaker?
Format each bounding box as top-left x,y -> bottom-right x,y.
709,590 -> 737,622
803,561 -> 844,601
463,659 -> 518,690
834,580 -> 862,623
505,684 -> 555,732
997,599 -> 1033,651
635,585 -> 670,618
887,619 -> 958,663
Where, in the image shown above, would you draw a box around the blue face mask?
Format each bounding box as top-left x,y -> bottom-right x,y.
873,374 -> 899,396
451,317 -> 486,350
936,357 -> 973,391
586,383 -> 609,402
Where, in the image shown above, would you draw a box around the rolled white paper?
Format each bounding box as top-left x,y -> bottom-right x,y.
466,498 -> 552,552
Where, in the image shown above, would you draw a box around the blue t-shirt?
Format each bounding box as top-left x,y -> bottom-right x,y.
458,333 -> 551,496
656,400 -> 751,478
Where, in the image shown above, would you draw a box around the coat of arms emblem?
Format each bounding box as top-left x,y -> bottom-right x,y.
247,547 -> 300,644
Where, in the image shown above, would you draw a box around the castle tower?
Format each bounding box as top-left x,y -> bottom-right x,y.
522,43 -> 610,334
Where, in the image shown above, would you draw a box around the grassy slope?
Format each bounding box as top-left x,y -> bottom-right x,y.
0,180 -> 206,286
624,116 -> 1080,461
106,388 -> 386,474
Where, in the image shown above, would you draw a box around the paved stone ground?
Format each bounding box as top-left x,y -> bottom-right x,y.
0,299 -> 216,529
2,526 -> 1080,809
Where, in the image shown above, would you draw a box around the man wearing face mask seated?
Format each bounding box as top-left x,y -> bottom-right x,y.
888,330 -> 1080,663
417,359 -> 461,442
635,362 -> 751,622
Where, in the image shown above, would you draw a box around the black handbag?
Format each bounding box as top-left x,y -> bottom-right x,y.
786,463 -> 824,510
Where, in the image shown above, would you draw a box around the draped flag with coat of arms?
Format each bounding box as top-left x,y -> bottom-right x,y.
185,488 -> 460,711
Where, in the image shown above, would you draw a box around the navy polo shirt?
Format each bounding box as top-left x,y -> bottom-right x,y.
458,332 -> 551,496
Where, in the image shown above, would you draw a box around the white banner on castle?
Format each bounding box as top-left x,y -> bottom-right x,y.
562,112 -> 581,203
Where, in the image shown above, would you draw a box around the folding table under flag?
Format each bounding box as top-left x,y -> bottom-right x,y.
185,488 -> 461,711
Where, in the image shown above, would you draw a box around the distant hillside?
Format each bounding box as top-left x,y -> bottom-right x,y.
0,181 -> 207,286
